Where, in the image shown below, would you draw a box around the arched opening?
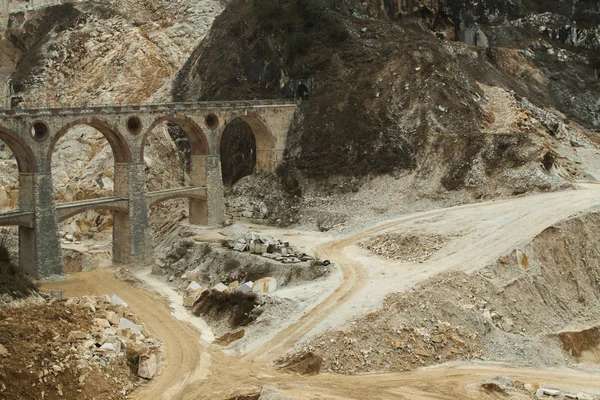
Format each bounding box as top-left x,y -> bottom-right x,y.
49,120 -> 130,268
296,83 -> 310,100
57,209 -> 115,273
142,114 -> 210,235
220,114 -> 274,178
0,128 -> 38,275
51,125 -> 117,204
0,141 -> 21,273
220,118 -> 257,187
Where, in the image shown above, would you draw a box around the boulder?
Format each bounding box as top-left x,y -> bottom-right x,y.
252,278 -> 278,294
111,294 -> 128,308
236,282 -> 253,294
119,318 -> 143,334
213,283 -> 228,292
0,344 -> 8,355
186,281 -> 202,293
94,318 -> 111,328
138,353 -> 157,379
99,294 -> 111,304
183,289 -> 207,307
228,281 -> 240,292
259,386 -> 293,400
100,342 -> 121,353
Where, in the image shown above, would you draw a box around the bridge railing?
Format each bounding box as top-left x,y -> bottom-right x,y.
0,99 -> 300,117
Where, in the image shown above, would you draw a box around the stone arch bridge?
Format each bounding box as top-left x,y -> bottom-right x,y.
0,99 -> 297,278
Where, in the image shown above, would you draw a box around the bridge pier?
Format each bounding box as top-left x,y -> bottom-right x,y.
113,163 -> 152,265
18,172 -> 62,278
189,155 -> 208,225
206,155 -> 225,226
188,155 -> 225,226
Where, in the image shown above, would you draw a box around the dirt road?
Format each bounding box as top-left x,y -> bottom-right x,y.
41,186 -> 600,399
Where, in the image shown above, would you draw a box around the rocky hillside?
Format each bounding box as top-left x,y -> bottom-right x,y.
290,210 -> 600,374
8,0 -> 222,105
172,0 -> 600,227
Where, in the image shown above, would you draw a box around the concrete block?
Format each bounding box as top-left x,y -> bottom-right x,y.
252,277 -> 278,294
119,318 -> 143,334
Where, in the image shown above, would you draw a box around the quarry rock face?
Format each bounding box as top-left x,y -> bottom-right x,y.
171,0 -> 599,213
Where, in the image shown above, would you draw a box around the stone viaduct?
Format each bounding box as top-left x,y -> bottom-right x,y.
0,99 -> 297,278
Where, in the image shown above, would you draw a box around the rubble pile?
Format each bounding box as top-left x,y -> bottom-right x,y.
0,293 -> 161,399
224,231 -> 314,264
288,317 -> 482,374
183,276 -> 280,308
478,376 -> 598,400
359,233 -> 449,262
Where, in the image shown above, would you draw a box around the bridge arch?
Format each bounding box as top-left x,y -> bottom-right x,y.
56,205 -> 128,223
0,126 -> 38,173
220,113 -> 275,173
141,113 -> 209,158
46,118 -> 132,171
148,191 -> 206,209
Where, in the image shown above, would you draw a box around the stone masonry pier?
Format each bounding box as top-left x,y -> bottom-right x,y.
0,99 -> 298,278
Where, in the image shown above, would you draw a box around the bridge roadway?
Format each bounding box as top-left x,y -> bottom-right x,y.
0,98 -> 297,278
0,187 -> 208,227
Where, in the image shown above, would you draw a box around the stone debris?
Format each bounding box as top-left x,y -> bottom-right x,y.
187,281 -> 202,292
516,250 -> 529,270
111,294 -> 128,308
213,283 -> 229,292
0,293 -> 162,399
359,233 -> 450,262
236,281 -> 254,294
137,353 -> 157,379
119,318 -> 143,334
252,278 -> 278,294
224,230 -> 314,264
183,289 -> 208,307
259,385 -> 293,400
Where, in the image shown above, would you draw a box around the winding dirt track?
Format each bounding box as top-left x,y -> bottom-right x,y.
42,187 -> 600,399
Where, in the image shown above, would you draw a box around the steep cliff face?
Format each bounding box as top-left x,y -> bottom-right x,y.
8,0 -> 222,105
173,0 -> 599,202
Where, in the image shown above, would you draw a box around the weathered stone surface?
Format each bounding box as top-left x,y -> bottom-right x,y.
138,353 -> 157,379
0,344 -> 8,355
252,277 -> 278,294
183,289 -> 207,307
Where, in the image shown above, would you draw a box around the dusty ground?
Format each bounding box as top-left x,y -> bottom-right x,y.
33,185 -> 600,399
